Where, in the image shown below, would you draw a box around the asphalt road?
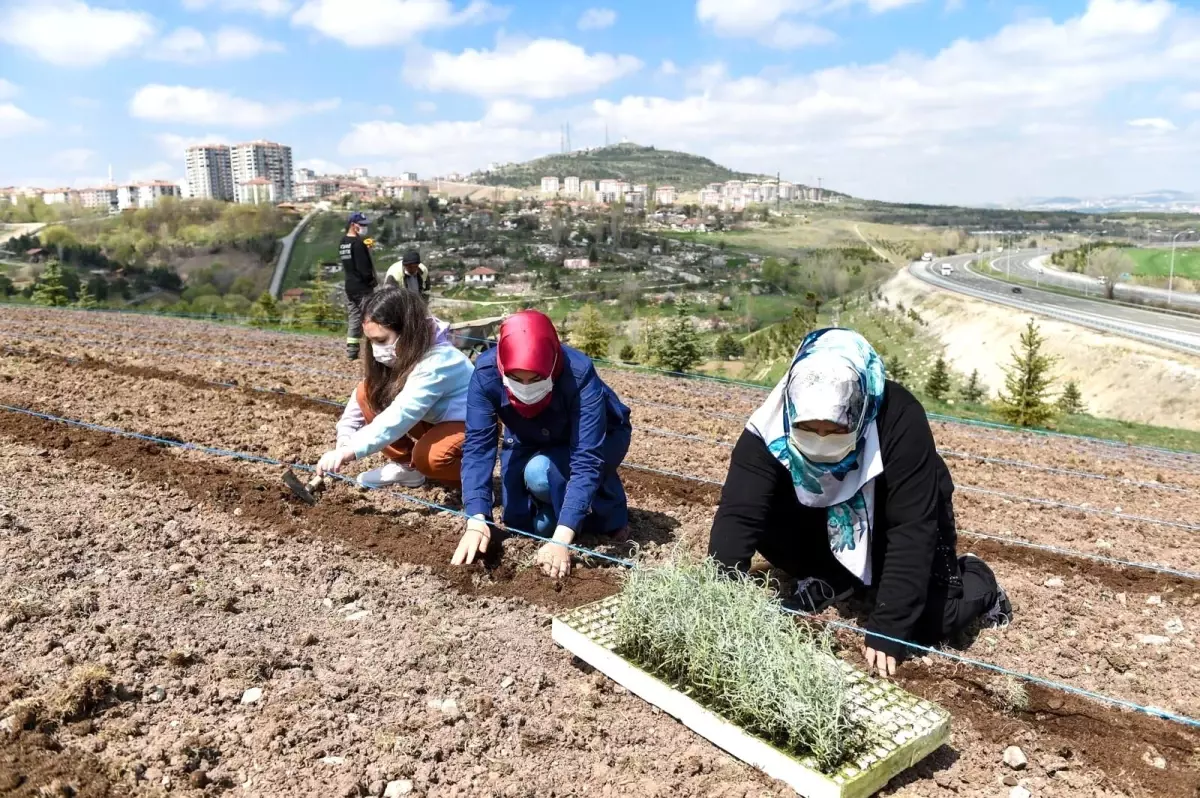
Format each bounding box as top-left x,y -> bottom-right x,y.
996,251 -> 1200,313
910,251 -> 1200,356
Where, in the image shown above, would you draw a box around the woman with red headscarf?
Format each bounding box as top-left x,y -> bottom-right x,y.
453,310 -> 633,578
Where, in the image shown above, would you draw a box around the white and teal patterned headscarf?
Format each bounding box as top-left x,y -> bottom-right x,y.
746,329 -> 887,584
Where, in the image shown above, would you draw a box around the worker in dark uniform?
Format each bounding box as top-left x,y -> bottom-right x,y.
709,328 -> 1011,677
339,211 -> 377,360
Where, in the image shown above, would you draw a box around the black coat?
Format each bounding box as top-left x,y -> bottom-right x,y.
709,381 -> 961,656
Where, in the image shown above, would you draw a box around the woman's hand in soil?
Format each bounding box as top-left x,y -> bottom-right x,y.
862,645 -> 897,678
536,526 -> 575,580
316,447 -> 356,476
452,516 -> 491,565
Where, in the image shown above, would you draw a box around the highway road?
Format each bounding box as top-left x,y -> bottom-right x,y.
910,251 -> 1200,356
995,251 -> 1200,313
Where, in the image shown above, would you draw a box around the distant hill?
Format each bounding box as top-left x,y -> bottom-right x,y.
467,142 -> 798,192
1011,190 -> 1200,214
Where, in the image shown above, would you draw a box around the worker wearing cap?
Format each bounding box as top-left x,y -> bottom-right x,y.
385,249 -> 430,300
340,212 -> 378,360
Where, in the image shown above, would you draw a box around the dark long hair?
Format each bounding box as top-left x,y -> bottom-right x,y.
360,288 -> 435,413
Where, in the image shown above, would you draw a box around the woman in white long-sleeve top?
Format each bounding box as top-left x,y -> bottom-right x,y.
315,288 -> 474,488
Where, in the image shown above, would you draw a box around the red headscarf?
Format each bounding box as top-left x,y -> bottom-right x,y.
497,310 -> 564,418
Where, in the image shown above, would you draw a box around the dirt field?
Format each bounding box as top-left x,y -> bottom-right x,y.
2,305 -> 1200,797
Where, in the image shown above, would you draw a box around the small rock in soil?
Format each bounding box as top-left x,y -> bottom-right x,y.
1043,577 -> 1064,588
1138,635 -> 1171,646
500,676 -> 515,689
1002,775 -> 1019,787
146,686 -> 167,703
1165,618 -> 1185,635
241,687 -> 264,705
932,771 -> 956,790
1147,595 -> 1162,606
1044,756 -> 1069,774
1143,747 -> 1167,769
1003,746 -> 1028,770
384,780 -> 414,797
1009,787 -> 1032,798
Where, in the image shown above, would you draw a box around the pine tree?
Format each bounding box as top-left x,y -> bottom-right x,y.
1057,380 -> 1086,415
618,343 -> 636,363
959,369 -> 986,403
997,318 -> 1058,427
75,281 -> 98,309
654,308 -> 704,374
572,304 -> 611,360
924,356 -> 951,401
251,291 -> 281,327
32,262 -> 70,307
302,271 -> 337,328
886,356 -> 911,387
714,333 -> 745,360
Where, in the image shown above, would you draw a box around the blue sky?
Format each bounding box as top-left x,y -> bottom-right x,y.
1,0 -> 1198,205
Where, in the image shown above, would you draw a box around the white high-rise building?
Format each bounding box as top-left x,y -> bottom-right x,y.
541,176 -> 560,194
231,140 -> 293,202
349,167 -> 368,179
400,171 -> 418,182
564,176 -> 580,196
185,145 -> 234,201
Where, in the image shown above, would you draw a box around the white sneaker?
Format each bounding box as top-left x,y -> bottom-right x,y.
357,462 -> 426,489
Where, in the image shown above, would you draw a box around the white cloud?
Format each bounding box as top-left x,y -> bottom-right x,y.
592,0 -> 1200,203
1128,116 -> 1177,130
51,148 -> 96,171
404,39 -> 642,99
1180,91 -> 1200,109
696,0 -> 924,47
0,104 -> 44,137
0,0 -> 155,67
129,161 -> 179,182
152,27 -> 284,62
416,100 -> 438,114
131,86 -> 339,127
182,0 -> 294,15
373,104 -> 396,116
156,132 -> 230,156
69,96 -> 102,109
338,110 -> 559,176
578,7 -> 617,30
483,100 -> 534,125
297,157 -> 345,174
659,60 -> 679,76
0,79 -> 17,100
292,0 -> 500,47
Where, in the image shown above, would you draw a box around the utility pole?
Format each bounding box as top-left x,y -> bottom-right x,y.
776,171 -> 781,214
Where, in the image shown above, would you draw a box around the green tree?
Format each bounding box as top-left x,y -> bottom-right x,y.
75,281 -> 98,309
302,270 -> 337,328
32,262 -> 70,307
924,356 -> 951,401
959,369 -> 986,403
996,319 -> 1058,427
251,292 -> 281,327
229,275 -> 259,299
618,343 -> 636,363
886,356 -> 911,387
714,333 -> 744,360
572,305 -> 611,359
1057,380 -> 1086,415
0,275 -> 14,298
654,308 -> 704,374
1086,248 -> 1133,300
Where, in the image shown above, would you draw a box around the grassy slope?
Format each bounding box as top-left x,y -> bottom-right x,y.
282,213 -> 346,291
1123,247 -> 1200,280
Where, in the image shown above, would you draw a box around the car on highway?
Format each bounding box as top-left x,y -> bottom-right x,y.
940,264 -> 954,276
921,252 -> 934,262
1011,286 -> 1022,294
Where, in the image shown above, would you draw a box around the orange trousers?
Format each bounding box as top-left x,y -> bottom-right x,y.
356,382 -> 466,483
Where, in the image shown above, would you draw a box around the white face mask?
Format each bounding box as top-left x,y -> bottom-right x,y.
503,373 -> 554,405
790,428 -> 858,463
371,341 -> 397,367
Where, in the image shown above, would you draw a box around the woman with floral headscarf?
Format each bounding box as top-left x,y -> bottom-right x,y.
709,329 -> 1010,677
453,310 -> 633,578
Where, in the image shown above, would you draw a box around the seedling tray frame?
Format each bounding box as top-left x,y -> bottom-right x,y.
552,596 -> 950,798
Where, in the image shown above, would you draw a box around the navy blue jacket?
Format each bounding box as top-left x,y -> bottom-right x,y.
462,344 -> 632,532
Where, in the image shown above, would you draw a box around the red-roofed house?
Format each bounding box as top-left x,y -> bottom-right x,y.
465,267 -> 497,285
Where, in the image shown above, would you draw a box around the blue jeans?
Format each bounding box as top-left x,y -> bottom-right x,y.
524,455 -> 557,535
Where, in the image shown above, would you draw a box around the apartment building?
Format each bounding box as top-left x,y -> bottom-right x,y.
540,176 -> 560,194
699,188 -> 720,208
349,167 -> 369,179
186,145 -> 234,201
294,179 -> 339,201
380,181 -> 429,202
400,171 -> 418,182
42,188 -> 77,205
236,177 -> 276,205
78,186 -> 119,211
296,167 -> 316,182
563,176 -> 580,196
655,186 -> 677,206
231,140 -> 293,202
